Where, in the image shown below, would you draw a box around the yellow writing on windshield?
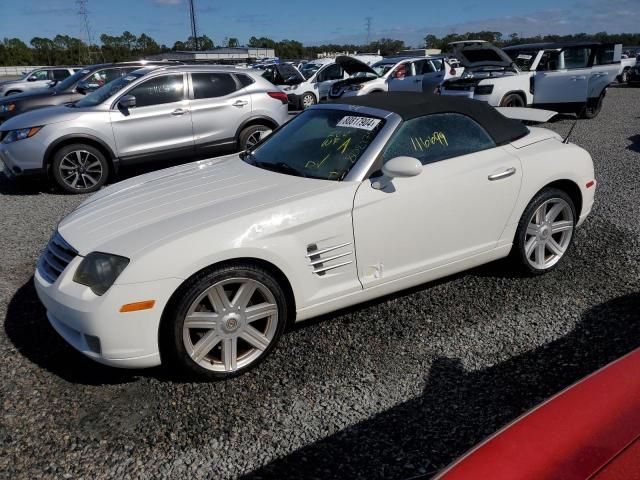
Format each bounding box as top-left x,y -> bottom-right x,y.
411,131 -> 448,151
305,153 -> 330,170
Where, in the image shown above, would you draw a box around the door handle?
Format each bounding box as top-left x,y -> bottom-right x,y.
488,167 -> 516,181
571,76 -> 586,81
414,79 -> 422,83
172,108 -> 188,115
233,100 -> 248,107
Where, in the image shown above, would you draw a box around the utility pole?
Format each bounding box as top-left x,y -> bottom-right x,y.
188,0 -> 199,51
365,17 -> 372,46
76,0 -> 94,64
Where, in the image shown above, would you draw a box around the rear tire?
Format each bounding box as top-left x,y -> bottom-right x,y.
500,93 -> 525,107
512,187 -> 577,275
580,94 -> 603,119
51,143 -> 109,194
620,70 -> 629,84
161,263 -> 288,380
238,124 -> 272,151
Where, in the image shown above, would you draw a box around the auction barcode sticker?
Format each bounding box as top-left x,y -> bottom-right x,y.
337,116 -> 382,131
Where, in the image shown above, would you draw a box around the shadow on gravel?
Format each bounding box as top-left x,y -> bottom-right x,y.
0,173 -> 56,196
3,278 -> 158,385
628,134 -> 640,153
245,293 -> 640,480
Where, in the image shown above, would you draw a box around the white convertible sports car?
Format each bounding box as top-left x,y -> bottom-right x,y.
34,93 -> 596,379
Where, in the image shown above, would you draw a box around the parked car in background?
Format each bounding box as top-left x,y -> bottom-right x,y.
627,62 -> 640,86
436,348 -> 640,480
617,54 -> 637,83
0,66 -> 79,97
0,61 -> 176,124
33,93 -> 595,379
282,55 -> 382,109
0,65 -> 288,193
328,55 -> 462,99
441,40 -> 621,119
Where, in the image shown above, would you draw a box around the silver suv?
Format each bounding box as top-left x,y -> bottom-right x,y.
0,65 -> 289,193
0,67 -> 78,97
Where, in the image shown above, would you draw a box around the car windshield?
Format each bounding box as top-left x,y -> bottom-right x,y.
371,61 -> 396,76
243,109 -> 384,181
54,68 -> 91,92
73,72 -> 145,108
506,49 -> 538,71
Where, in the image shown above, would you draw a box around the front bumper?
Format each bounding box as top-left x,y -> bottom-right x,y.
34,260 -> 183,369
0,134 -> 48,177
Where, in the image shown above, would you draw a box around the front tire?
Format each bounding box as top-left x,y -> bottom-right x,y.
512,188 -> 576,275
300,92 -> 316,109
162,263 -> 288,380
51,143 -> 109,194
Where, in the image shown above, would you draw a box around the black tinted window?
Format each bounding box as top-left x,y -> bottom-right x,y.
235,74 -> 254,88
51,70 -> 70,81
192,73 -> 237,99
382,113 -> 495,165
129,75 -> 184,107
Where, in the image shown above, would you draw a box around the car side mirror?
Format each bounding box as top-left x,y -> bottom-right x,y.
118,95 -> 136,110
382,156 -> 422,179
27,76 -> 38,82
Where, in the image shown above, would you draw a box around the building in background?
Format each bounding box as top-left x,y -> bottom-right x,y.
146,47 -> 276,64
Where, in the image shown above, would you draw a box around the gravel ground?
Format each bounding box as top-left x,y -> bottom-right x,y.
1,87 -> 640,480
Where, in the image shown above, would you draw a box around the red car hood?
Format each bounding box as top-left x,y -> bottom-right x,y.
436,348 -> 640,480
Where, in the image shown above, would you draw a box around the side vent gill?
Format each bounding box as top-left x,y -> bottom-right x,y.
306,242 -> 353,276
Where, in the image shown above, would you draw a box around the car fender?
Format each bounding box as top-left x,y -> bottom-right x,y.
42,130 -> 118,170
499,137 -> 594,245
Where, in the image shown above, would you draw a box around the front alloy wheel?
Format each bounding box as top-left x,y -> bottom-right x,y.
51,143 -> 108,194
513,188 -> 576,274
300,93 -> 316,109
164,264 -> 288,379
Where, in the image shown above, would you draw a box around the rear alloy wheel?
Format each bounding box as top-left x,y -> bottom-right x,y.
165,264 -> 288,379
513,188 -> 576,274
580,94 -> 604,119
51,143 -> 109,194
620,70 -> 629,84
239,125 -> 272,151
500,93 -> 525,108
300,92 -> 316,109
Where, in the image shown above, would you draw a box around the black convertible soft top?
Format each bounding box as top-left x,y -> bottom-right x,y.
334,92 -> 529,146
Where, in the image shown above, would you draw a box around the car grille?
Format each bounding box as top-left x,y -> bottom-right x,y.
38,231 -> 78,284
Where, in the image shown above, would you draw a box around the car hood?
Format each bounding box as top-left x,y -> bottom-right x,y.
0,88 -> 57,104
59,155 -> 343,257
451,41 -> 515,69
0,104 -> 84,130
335,56 -> 379,77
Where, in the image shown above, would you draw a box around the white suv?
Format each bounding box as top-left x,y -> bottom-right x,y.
441,40 -> 621,119
328,56 -> 462,99
0,67 -> 78,97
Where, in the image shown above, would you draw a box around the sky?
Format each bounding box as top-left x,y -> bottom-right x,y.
0,0 -> 637,48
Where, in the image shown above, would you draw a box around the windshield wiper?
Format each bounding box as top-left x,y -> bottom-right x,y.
254,160 -> 306,178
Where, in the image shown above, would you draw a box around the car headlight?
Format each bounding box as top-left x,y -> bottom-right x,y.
73,252 -> 130,296
0,103 -> 16,113
347,84 -> 364,91
1,126 -> 42,144
474,84 -> 494,95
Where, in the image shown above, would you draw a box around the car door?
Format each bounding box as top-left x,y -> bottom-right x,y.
421,59 -> 446,92
533,47 -> 591,105
188,72 -> 253,154
588,44 -> 621,99
388,61 -> 422,92
24,69 -> 50,91
315,63 -> 345,99
110,73 -> 194,162
352,113 -> 522,288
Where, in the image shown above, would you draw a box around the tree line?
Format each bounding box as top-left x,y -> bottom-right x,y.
1,30 -> 639,66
